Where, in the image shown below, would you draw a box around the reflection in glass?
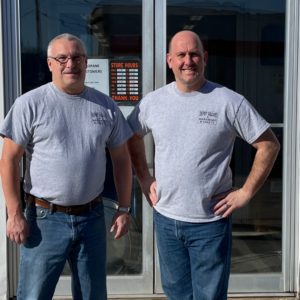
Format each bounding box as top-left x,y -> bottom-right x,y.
167,0 -> 285,273
20,0 -> 143,276
231,127 -> 282,273
61,195 -> 143,276
167,0 -> 285,123
20,0 -> 142,103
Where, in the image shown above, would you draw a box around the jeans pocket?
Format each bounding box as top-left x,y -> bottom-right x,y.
25,203 -> 49,220
92,201 -> 104,217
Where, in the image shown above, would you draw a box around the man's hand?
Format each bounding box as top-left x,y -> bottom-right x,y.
7,213 -> 29,245
139,176 -> 158,207
0,137 -> 27,244
212,128 -> 280,218
211,187 -> 251,218
110,211 -> 130,239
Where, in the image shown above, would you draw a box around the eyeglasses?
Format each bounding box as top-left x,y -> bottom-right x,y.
48,54 -> 86,65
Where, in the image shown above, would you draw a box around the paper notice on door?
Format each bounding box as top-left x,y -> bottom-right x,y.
85,59 -> 109,95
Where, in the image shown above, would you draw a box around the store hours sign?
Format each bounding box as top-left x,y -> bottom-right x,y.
110,59 -> 141,103
84,58 -> 141,104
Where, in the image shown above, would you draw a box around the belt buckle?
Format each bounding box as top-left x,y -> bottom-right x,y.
66,206 -> 72,214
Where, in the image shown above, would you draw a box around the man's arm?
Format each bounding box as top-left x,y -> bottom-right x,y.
109,142 -> 132,239
127,133 -> 157,206
0,137 -> 28,244
212,128 -> 280,218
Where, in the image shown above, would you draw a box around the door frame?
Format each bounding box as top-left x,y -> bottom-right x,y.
4,0 -> 300,297
153,0 -> 299,295
4,0 -> 156,297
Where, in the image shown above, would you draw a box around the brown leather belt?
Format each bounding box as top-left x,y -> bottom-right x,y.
26,194 -> 102,215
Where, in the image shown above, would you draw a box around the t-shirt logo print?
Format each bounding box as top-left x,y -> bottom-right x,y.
91,112 -> 108,125
199,111 -> 218,125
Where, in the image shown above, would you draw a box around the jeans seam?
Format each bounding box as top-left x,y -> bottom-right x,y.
218,218 -> 231,300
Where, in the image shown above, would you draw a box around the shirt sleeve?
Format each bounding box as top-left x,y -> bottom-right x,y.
127,100 -> 151,136
106,102 -> 133,148
233,98 -> 270,144
0,97 -> 33,147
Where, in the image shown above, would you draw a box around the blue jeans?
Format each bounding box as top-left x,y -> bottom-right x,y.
17,201 -> 107,300
154,210 -> 232,300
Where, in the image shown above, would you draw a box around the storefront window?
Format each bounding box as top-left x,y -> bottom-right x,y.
20,0 -> 143,276
167,0 -> 285,274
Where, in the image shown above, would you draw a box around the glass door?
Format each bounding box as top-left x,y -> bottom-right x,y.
4,0 -> 299,297
154,0 -> 294,295
8,0 -> 155,297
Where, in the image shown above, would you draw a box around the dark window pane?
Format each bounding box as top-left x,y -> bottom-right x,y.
20,0 -> 143,276
167,0 -> 285,123
167,0 -> 285,273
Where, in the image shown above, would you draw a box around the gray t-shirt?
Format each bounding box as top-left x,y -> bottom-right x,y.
0,82 -> 133,205
127,81 -> 270,223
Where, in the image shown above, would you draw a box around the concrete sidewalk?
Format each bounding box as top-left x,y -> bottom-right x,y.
109,298 -> 298,300
105,298 -> 298,300
53,297 -> 299,300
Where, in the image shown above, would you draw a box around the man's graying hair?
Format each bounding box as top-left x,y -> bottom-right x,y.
47,33 -> 87,56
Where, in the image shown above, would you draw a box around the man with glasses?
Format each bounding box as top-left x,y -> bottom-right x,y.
0,33 -> 133,300
127,30 -> 280,299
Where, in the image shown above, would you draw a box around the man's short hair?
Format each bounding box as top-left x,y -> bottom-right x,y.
47,33 -> 87,56
168,31 -> 205,54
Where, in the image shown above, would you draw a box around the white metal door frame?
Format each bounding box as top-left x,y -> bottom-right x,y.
153,0 -> 298,295
4,0 -> 156,297
0,0 -> 7,298
4,0 -> 300,297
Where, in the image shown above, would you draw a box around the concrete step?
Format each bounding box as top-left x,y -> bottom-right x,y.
54,297 -> 298,300
105,298 -> 298,300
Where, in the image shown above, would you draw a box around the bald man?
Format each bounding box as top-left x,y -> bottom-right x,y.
127,31 -> 280,299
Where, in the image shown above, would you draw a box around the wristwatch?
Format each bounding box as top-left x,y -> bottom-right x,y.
118,207 -> 132,214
